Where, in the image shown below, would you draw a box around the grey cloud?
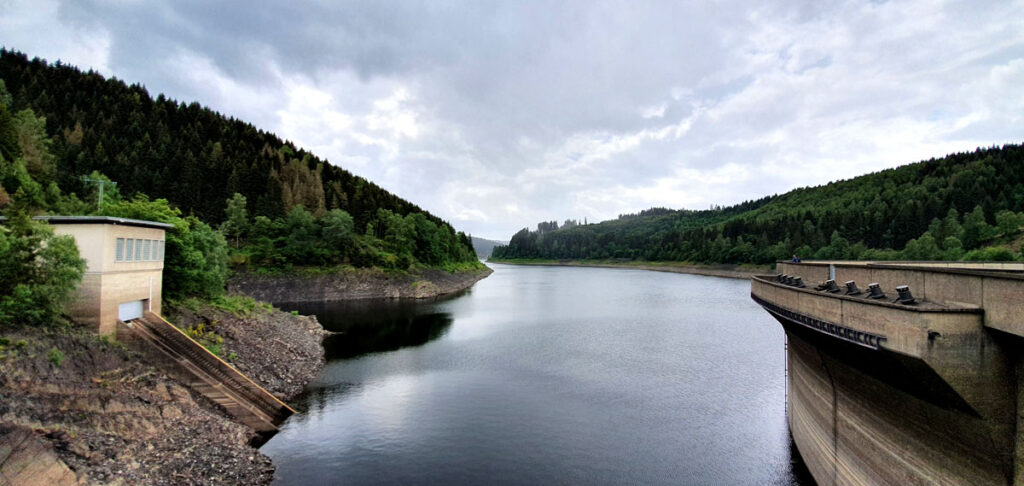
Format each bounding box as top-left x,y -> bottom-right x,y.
5,0 -> 1021,240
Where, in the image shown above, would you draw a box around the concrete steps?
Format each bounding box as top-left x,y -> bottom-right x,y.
118,312 -> 294,433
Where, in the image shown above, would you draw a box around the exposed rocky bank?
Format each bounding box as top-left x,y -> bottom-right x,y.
487,259 -> 768,280
1,267 -> 494,484
0,304 -> 325,486
228,266 -> 494,304
167,303 -> 325,400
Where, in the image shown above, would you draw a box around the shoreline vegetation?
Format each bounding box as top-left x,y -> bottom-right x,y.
487,258 -> 770,280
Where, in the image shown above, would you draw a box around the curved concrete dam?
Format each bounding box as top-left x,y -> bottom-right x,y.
751,260 -> 1024,486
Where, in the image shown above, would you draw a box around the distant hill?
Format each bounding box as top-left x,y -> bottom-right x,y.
493,144 -> 1024,264
472,237 -> 508,258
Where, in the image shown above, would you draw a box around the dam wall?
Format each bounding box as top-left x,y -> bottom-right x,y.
753,261 -> 1024,485
786,329 -> 1009,485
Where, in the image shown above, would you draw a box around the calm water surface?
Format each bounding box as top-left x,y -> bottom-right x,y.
263,264 -> 811,485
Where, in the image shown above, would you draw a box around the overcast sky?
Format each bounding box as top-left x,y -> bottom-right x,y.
3,0 -> 1023,239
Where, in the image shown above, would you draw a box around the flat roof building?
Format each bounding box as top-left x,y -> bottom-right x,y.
39,216 -> 172,335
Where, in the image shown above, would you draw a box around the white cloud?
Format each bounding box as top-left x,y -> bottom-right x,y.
2,0 -> 1023,241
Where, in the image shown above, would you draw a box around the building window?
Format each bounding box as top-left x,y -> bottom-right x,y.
144,239 -> 152,261
116,238 -> 125,262
135,239 -> 142,261
158,240 -> 164,261
125,238 -> 134,262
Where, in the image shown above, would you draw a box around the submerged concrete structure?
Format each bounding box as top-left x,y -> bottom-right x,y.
751,261 -> 1024,485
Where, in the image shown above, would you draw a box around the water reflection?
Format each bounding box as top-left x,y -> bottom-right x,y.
265,265 -> 811,485
276,300 -> 454,360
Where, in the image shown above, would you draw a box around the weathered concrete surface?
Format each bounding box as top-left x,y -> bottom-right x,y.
228,267 -> 493,304
754,263 -> 1024,486
786,331 -> 1009,486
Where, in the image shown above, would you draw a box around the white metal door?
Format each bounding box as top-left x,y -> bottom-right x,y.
118,300 -> 144,321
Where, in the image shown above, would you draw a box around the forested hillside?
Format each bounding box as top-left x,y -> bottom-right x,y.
0,49 -> 478,272
493,144 -> 1024,264
0,50 -> 469,238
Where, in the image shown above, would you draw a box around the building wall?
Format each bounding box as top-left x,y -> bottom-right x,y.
52,223 -> 165,334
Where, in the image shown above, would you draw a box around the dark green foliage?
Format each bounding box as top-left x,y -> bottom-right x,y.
494,145 -> 1024,264
963,247 -> 1017,262
0,49 -> 475,261
101,196 -> 228,299
220,192 -> 249,246
232,202 -> 476,271
13,108 -> 55,185
0,103 -> 19,162
0,209 -> 86,327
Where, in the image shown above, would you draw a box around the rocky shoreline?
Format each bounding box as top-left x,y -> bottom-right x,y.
487,259 -> 768,279
228,266 -> 494,304
0,304 -> 325,485
1,266 -> 494,485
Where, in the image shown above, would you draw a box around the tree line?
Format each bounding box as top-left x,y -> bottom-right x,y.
493,144 -> 1024,264
221,193 -> 476,271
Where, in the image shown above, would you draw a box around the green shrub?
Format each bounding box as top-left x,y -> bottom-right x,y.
102,196 -> 228,299
962,246 -> 1018,262
0,210 -> 86,327
48,347 -> 64,366
186,321 -> 225,356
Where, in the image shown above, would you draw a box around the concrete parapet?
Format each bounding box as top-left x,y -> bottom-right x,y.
776,260 -> 1024,338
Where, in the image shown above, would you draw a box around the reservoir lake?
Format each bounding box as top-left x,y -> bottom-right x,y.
262,263 -> 811,485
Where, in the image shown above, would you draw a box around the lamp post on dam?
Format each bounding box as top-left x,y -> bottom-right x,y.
751,260 -> 1024,486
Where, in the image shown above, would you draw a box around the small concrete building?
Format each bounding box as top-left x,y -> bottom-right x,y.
42,216 -> 172,335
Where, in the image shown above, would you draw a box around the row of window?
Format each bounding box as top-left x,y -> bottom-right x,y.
115,238 -> 165,263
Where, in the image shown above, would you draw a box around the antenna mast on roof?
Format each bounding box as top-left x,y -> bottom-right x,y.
82,177 -> 117,211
